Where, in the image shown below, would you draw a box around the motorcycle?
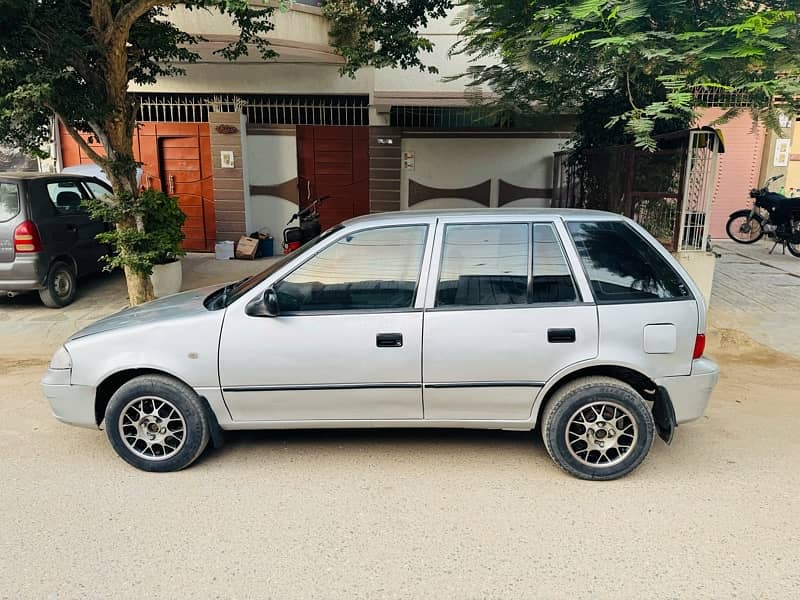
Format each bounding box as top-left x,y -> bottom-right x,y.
282,194 -> 330,253
725,174 -> 800,257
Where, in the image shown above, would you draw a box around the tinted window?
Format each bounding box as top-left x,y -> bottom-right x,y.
567,221 -> 690,302
437,223 -> 529,306
275,225 -> 427,312
46,180 -> 87,214
0,183 -> 20,222
532,223 -> 578,303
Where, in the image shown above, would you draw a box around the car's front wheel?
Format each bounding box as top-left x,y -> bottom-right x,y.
541,377 -> 655,480
105,375 -> 210,472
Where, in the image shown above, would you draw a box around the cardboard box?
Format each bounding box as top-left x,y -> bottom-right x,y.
235,236 -> 259,260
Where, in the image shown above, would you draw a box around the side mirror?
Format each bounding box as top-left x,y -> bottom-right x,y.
264,287 -> 280,316
245,287 -> 280,317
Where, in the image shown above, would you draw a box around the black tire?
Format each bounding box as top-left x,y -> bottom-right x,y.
105,375 -> 210,472
541,377 -> 655,481
39,260 -> 77,308
787,242 -> 800,258
725,210 -> 764,244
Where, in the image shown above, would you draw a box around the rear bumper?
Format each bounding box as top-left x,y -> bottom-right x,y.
656,357 -> 719,424
0,254 -> 46,291
41,369 -> 98,429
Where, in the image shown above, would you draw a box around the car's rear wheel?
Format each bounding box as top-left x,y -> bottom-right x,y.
39,261 -> 77,308
541,377 -> 654,480
105,375 -> 210,472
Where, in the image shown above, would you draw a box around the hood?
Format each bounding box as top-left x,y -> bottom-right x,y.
69,284 -> 221,340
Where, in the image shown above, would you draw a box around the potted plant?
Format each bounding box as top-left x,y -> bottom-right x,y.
85,188 -> 186,300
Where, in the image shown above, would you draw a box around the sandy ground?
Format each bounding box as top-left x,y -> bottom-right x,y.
0,313 -> 799,599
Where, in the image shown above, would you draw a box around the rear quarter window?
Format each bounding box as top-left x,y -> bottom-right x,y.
567,221 -> 691,303
0,183 -> 20,222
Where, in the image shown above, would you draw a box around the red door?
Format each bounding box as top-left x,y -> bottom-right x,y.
59,121 -> 216,252
296,126 -> 369,230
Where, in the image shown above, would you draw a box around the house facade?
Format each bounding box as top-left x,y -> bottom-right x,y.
56,4 -> 766,249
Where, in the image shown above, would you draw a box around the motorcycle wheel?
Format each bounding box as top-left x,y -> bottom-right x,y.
726,211 -> 764,244
788,242 -> 800,258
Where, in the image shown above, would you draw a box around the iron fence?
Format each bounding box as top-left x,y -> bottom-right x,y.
135,93 -> 369,125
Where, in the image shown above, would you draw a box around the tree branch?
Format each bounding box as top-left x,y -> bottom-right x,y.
54,113 -> 107,166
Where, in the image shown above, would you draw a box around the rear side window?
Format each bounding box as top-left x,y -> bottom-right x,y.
436,222 -> 578,307
567,221 -> 690,302
45,180 -> 88,214
0,183 -> 20,222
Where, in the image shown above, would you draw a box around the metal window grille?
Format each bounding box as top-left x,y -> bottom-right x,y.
693,89 -> 752,108
134,93 -> 369,125
390,105 -> 524,129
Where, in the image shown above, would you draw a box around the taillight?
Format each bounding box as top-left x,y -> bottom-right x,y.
14,220 -> 43,253
692,333 -> 706,360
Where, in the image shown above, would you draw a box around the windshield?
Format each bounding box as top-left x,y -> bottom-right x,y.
206,225 -> 345,309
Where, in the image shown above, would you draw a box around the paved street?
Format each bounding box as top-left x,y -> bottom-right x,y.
1,250 -> 799,598
710,239 -> 800,358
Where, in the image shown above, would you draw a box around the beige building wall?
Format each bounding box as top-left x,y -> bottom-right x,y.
400,136 -> 567,210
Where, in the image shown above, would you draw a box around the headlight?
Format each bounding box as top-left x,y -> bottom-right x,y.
49,346 -> 73,370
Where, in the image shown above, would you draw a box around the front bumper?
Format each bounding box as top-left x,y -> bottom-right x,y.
41,369 -> 98,429
656,357 -> 719,424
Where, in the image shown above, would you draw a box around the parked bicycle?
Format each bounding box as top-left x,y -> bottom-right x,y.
726,174 -> 800,257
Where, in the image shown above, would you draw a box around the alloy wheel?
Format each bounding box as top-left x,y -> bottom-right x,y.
565,401 -> 638,467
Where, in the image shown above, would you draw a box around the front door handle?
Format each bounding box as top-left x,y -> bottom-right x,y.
376,333 -> 403,348
548,328 -> 576,343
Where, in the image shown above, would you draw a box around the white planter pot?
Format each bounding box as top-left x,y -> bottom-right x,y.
150,260 -> 183,298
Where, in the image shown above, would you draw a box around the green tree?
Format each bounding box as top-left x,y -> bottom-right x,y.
328,0 -> 800,150
0,0 -> 277,304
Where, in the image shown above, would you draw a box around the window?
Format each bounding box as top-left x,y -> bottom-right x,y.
436,223 -> 579,308
275,225 -> 427,312
532,224 -> 578,303
567,221 -> 690,302
45,181 -> 87,214
437,223 -> 529,307
84,180 -> 112,200
0,183 -> 20,222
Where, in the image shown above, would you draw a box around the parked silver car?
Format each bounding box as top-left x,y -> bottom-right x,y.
0,172 -> 110,307
42,209 -> 718,480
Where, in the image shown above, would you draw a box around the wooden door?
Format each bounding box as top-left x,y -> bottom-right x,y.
59,121 -> 216,252
296,126 -> 369,231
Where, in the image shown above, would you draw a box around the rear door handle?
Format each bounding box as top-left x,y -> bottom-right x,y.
548,328 -> 576,343
376,333 -> 403,348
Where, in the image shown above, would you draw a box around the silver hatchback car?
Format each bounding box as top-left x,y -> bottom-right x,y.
42,209 -> 718,480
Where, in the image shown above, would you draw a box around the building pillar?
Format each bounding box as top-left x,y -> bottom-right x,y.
368,127 -> 402,213
209,110 -> 247,241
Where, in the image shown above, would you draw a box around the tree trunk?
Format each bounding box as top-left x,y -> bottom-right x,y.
100,15 -> 155,306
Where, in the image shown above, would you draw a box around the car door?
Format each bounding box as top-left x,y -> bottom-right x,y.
39,179 -> 102,276
422,217 -> 599,421
218,221 -> 434,422
81,179 -> 115,270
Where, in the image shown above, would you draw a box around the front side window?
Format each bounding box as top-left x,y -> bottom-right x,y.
0,183 -> 20,222
46,180 -> 87,214
567,221 -> 690,302
84,180 -> 112,200
275,225 -> 428,312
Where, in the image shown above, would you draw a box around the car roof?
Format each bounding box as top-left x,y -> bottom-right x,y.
0,171 -> 99,182
343,207 -> 625,226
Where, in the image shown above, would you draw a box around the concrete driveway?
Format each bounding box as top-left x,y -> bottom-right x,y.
1,249 -> 799,598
